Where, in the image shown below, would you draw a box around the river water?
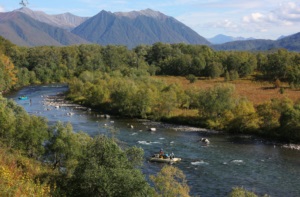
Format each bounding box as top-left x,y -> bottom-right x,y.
7,85 -> 300,197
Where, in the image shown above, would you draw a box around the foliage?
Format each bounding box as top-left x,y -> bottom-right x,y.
0,96 -> 49,157
69,135 -> 153,197
1,36 -> 300,196
1,35 -> 300,88
46,122 -> 91,176
0,95 -> 155,196
228,187 -> 270,197
150,165 -> 190,197
227,99 -> 260,133
0,54 -> 18,92
197,84 -> 236,129
185,74 -> 197,83
67,73 -> 188,120
0,146 -> 52,197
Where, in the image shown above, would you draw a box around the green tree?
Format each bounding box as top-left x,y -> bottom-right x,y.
206,62 -> 223,78
256,101 -> 281,131
46,122 -> 91,176
197,84 -> 236,129
186,74 -> 197,83
150,165 -> 190,197
198,84 -> 236,119
278,100 -> 300,141
15,114 -> 49,158
0,97 -> 16,146
227,99 -> 260,133
0,54 -> 18,92
263,49 -> 290,80
69,135 -> 153,197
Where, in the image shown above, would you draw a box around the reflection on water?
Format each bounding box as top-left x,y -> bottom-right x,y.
6,85 -> 300,197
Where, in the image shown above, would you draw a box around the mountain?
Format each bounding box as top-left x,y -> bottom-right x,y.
72,9 -> 210,48
212,39 -> 274,51
1,7 -> 299,50
15,7 -> 89,29
212,32 -> 300,51
277,35 -> 287,40
270,32 -> 300,51
0,8 -> 209,48
0,11 -> 89,46
208,34 -> 255,44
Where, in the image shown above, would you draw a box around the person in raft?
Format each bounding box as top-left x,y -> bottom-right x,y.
159,149 -> 164,158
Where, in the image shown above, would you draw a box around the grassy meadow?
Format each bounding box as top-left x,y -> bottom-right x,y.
154,76 -> 300,105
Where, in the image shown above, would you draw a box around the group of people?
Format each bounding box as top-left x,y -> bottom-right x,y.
159,149 -> 175,159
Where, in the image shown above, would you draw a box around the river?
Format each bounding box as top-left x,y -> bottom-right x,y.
7,84 -> 300,197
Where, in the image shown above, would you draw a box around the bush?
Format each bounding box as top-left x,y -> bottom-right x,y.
228,187 -> 270,197
185,74 -> 197,83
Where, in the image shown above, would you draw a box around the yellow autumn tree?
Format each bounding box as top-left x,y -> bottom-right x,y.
0,54 -> 18,92
150,165 -> 190,197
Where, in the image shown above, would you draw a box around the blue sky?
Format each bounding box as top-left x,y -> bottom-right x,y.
1,0 -> 300,40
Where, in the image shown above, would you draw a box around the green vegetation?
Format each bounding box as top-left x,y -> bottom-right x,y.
228,187 -> 270,197
69,135 -> 154,197
1,36 -> 299,141
0,94 -> 188,196
1,37 -> 300,89
0,146 -> 52,196
0,36 -> 297,195
150,165 -> 190,197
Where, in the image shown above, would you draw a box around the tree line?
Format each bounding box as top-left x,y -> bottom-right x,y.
1,36 -> 300,94
66,72 -> 300,142
0,36 -> 299,141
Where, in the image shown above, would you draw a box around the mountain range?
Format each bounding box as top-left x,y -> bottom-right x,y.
0,7 -> 299,51
0,7 -> 209,48
212,32 -> 300,51
208,34 -> 255,44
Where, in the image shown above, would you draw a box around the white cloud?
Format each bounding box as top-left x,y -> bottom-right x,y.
213,19 -> 238,29
0,5 -> 5,12
243,2 -> 300,26
243,12 -> 265,23
276,2 -> 300,21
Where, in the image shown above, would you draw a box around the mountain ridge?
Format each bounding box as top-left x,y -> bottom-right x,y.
14,7 -> 89,29
71,9 -> 210,48
0,8 -> 209,48
212,32 -> 300,51
0,11 -> 89,46
208,34 -> 256,44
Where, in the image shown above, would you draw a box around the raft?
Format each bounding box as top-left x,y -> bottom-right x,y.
18,96 -> 28,100
149,154 -> 181,164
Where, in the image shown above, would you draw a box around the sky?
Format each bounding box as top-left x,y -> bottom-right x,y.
1,0 -> 300,40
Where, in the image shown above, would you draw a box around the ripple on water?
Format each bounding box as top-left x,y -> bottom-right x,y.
191,160 -> 209,166
230,160 -> 244,164
138,141 -> 161,145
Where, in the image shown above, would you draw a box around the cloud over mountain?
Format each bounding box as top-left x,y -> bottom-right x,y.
0,6 -> 5,12
177,1 -> 300,39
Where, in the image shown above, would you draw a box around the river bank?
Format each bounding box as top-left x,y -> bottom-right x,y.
42,88 -> 300,152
